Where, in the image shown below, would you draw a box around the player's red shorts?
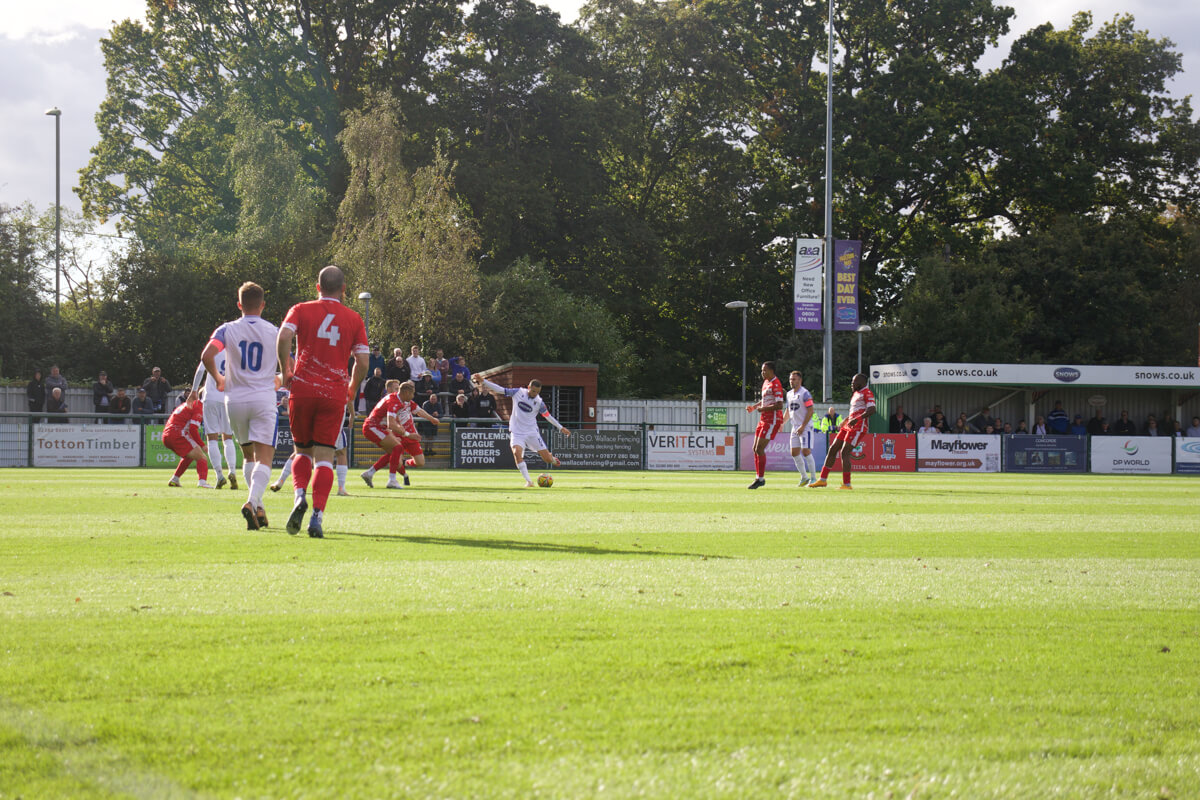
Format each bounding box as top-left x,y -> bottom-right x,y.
289,396 -> 345,448
362,421 -> 424,456
755,416 -> 784,441
833,421 -> 866,447
162,430 -> 201,458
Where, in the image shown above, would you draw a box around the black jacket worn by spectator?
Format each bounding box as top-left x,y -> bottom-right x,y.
27,376 -> 45,413
385,357 -> 410,383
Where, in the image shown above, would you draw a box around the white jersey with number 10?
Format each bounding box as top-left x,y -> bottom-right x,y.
209,315 -> 281,402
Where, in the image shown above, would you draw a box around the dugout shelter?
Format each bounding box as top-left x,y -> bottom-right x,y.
867,362 -> 1200,434
474,362 -> 599,429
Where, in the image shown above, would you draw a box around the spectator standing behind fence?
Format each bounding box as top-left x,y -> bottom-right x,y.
1032,416 -> 1048,435
93,371 -> 115,420
420,392 -> 441,454
368,344 -> 385,377
432,350 -> 450,389
414,371 -> 437,406
451,356 -> 471,383
1086,409 -> 1105,436
1070,414 -> 1087,435
469,385 -> 498,425
27,370 -> 45,423
976,406 -> 995,432
142,367 -> 171,412
363,367 -> 386,411
45,366 -> 68,404
451,392 -> 471,423
1047,401 -> 1069,434
816,407 -> 843,433
406,346 -> 428,380
449,370 -> 471,398
111,387 -> 131,420
385,349 -> 411,383
1187,417 -> 1200,437
132,387 -> 155,415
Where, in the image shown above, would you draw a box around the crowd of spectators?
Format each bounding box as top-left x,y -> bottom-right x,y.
24,365 -> 178,424
886,401 -> 1195,437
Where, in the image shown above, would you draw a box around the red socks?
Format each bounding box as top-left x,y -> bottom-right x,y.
388,446 -> 403,474
820,465 -> 831,480
292,454 -> 313,490
174,458 -> 190,478
312,463 -> 333,512
372,452 -> 390,471
754,452 -> 765,479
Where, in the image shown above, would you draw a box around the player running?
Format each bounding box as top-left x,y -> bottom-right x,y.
810,372 -> 876,489
200,282 -> 281,530
163,390 -> 212,488
191,348 -> 238,491
473,374 -> 570,487
746,361 -> 785,489
273,416 -> 352,496
786,370 -> 818,486
360,380 -> 439,489
276,265 -> 369,537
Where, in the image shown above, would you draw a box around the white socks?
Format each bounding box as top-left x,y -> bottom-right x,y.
249,462 -> 271,508
208,440 -> 224,477
804,453 -> 817,478
517,461 -> 532,483
337,465 -> 348,491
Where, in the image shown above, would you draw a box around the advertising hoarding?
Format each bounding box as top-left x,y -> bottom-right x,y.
33,424 -> 141,467
646,429 -> 736,471
1090,436 -> 1172,474
1175,438 -> 1200,474
1003,435 -> 1087,473
829,433 -> 916,472
917,434 -> 1002,472
454,427 -> 642,470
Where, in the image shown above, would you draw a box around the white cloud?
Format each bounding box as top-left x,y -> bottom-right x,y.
0,0 -> 144,39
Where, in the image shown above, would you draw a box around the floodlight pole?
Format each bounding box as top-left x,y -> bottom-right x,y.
358,292 -> 372,339
725,301 -> 749,403
856,324 -> 872,374
821,0 -> 835,403
45,107 -> 61,317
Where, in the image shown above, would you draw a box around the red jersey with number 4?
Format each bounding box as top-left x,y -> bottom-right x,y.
281,297 -> 369,402
366,393 -> 418,432
760,376 -> 785,424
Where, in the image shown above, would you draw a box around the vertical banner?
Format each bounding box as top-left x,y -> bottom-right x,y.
794,238 -> 823,330
833,240 -> 861,332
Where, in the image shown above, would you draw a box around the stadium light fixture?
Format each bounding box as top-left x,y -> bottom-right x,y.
45,107 -> 61,318
725,301 -> 749,403
856,324 -> 873,374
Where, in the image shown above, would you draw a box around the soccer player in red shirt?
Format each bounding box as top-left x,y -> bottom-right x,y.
810,372 -> 876,489
276,265 -> 369,537
359,380 -> 440,488
162,390 -> 212,488
746,361 -> 785,489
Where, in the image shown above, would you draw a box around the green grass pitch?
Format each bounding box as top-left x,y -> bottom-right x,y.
1,468 -> 1197,799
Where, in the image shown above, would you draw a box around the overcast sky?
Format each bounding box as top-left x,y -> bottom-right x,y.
3,0 -> 1197,220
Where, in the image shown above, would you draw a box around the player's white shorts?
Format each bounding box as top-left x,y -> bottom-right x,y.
510,430 -> 548,454
789,427 -> 814,451
335,427 -> 349,452
226,397 -> 277,446
203,398 -> 233,437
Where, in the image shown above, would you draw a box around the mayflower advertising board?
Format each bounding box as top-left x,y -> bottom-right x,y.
917,434 -> 1002,472
1090,436 -> 1172,474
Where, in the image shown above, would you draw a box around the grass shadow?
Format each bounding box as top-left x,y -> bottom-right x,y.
333,531 -> 730,559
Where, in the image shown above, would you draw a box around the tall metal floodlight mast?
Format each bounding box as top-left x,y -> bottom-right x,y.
45,107 -> 62,317
822,0 -> 835,402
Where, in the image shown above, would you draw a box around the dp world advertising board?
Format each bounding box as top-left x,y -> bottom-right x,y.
1090,437 -> 1172,474
454,427 -> 642,470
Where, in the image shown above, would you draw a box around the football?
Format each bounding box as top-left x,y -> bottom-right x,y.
537,474 -> 553,488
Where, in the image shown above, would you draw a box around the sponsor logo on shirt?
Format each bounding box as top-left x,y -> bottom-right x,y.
518,401 -> 534,413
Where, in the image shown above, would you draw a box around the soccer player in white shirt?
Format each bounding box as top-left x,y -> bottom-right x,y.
786,370 -> 818,486
200,282 -> 282,530
191,349 -> 239,491
474,374 -> 571,487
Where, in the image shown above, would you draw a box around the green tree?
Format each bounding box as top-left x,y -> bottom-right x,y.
0,205 -> 51,378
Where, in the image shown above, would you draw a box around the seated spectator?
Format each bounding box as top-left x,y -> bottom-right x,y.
1099,419 -> 1112,436
385,349 -> 410,382
1032,416 -> 1048,435
888,405 -> 912,434
469,386 -> 498,425
1086,410 -> 1105,436
1002,422 -> 1014,434
419,391 -> 441,454
110,387 -> 132,421
982,424 -> 995,434
1171,418 -> 1184,437
954,413 -> 976,433
1046,401 -> 1070,434
1069,414 -> 1087,435
1112,410 -> 1137,435
1187,417 -> 1200,437
450,393 -> 472,422
132,387 -> 156,415
901,418 -> 916,434
992,417 -> 1004,435
141,366 -> 170,412
414,371 -> 437,406
363,367 -> 387,412
1015,420 -> 1030,434
1145,417 -> 1161,436
47,387 -> 68,418
932,411 -> 950,433
917,416 -> 937,434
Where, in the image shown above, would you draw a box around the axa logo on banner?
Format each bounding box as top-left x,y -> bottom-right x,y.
1053,367 -> 1081,382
